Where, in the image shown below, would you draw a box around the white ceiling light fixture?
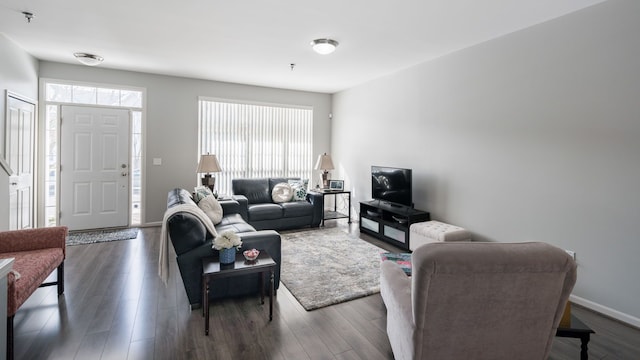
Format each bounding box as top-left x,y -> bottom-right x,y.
311,39 -> 339,55
73,52 -> 104,66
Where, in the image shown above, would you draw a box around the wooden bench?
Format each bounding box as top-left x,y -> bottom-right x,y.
0,226 -> 67,360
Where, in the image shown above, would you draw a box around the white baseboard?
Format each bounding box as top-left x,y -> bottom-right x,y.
570,294 -> 640,328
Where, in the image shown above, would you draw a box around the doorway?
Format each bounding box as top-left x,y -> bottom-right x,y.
59,106 -> 130,230
6,93 -> 36,230
41,80 -> 145,228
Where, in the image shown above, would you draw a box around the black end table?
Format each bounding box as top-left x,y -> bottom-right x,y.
201,251 -> 276,335
309,190 -> 351,226
556,314 -> 595,360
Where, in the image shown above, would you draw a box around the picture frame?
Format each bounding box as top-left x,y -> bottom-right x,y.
329,180 -> 344,191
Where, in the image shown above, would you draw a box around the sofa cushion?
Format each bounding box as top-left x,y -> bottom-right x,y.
198,195 -> 223,224
281,201 -> 314,218
216,213 -> 257,233
272,182 -> 293,203
248,203 -> 284,221
232,178 -> 271,204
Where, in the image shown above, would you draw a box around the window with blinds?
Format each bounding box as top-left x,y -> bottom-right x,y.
198,98 -> 313,196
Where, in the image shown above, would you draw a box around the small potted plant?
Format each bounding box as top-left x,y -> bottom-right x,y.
213,231 -> 242,264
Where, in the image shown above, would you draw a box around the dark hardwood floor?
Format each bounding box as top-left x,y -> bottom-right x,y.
13,223 -> 640,359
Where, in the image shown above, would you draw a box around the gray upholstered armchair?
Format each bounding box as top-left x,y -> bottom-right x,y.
380,242 -> 577,360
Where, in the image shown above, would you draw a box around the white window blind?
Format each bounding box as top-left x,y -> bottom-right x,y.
198,99 -> 313,196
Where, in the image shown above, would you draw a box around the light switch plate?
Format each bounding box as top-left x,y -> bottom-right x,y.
153,158 -> 162,165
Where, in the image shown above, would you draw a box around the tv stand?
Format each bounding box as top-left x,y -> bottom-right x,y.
359,200 -> 430,250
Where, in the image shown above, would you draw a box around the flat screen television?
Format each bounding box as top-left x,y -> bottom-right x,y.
371,166 -> 413,207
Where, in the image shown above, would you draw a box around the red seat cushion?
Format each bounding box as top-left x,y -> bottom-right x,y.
1,248 -> 64,316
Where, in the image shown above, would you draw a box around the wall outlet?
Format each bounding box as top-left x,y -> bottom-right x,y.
565,249 -> 576,260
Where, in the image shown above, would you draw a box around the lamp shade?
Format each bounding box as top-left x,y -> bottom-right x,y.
197,154 -> 222,173
314,153 -> 334,171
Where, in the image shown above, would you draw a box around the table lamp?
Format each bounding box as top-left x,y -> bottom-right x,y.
197,154 -> 222,192
314,153 -> 334,189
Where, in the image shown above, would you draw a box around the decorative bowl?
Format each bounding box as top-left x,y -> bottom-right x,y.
243,248 -> 260,261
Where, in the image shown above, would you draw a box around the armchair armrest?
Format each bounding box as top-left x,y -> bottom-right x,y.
380,261 -> 413,325
380,261 -> 416,358
231,195 -> 249,221
0,227 -> 68,258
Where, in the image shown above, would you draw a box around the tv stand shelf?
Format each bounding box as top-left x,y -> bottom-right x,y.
359,200 -> 430,250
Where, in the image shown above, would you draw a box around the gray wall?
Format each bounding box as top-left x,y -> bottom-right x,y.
38,62 -> 332,224
332,0 -> 640,322
0,35 -> 39,231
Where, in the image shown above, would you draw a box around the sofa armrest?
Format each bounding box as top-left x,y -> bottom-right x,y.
306,191 -> 324,227
0,227 -> 68,258
234,230 -> 282,291
238,230 -> 281,264
219,199 -> 240,215
167,212 -> 212,256
231,195 -> 249,221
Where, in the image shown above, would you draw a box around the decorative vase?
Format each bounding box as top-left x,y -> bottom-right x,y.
219,248 -> 236,264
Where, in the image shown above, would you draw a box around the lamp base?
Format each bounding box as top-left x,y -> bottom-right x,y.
201,174 -> 216,192
321,171 -> 329,189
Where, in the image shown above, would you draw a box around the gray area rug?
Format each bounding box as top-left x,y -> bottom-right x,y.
280,227 -> 384,311
66,228 -> 139,246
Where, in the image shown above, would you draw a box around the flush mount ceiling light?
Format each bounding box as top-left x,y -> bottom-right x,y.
311,39 -> 339,55
73,52 -> 104,66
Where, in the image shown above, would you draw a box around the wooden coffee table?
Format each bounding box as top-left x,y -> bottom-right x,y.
201,251 -> 276,335
556,314 -> 595,360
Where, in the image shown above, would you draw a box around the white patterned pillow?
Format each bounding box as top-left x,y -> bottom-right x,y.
197,194 -> 223,224
288,179 -> 308,201
193,186 -> 214,203
272,182 -> 293,203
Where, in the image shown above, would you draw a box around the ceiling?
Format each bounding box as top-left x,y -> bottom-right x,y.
0,0 -> 604,94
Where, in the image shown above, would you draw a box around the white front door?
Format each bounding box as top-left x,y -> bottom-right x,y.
6,93 -> 36,230
60,106 -> 130,230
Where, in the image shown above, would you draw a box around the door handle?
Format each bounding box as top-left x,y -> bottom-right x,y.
121,172 -> 128,176
10,182 -> 17,185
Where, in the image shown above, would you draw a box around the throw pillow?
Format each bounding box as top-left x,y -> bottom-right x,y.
288,179 -> 309,201
194,186 -> 214,203
197,194 -> 223,225
272,182 -> 293,203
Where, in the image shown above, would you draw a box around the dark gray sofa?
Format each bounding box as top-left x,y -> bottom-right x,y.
166,188 -> 281,308
231,177 -> 324,230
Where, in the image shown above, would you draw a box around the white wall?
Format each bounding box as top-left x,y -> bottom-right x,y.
0,35 -> 39,231
38,62 -> 332,224
333,0 -> 640,322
